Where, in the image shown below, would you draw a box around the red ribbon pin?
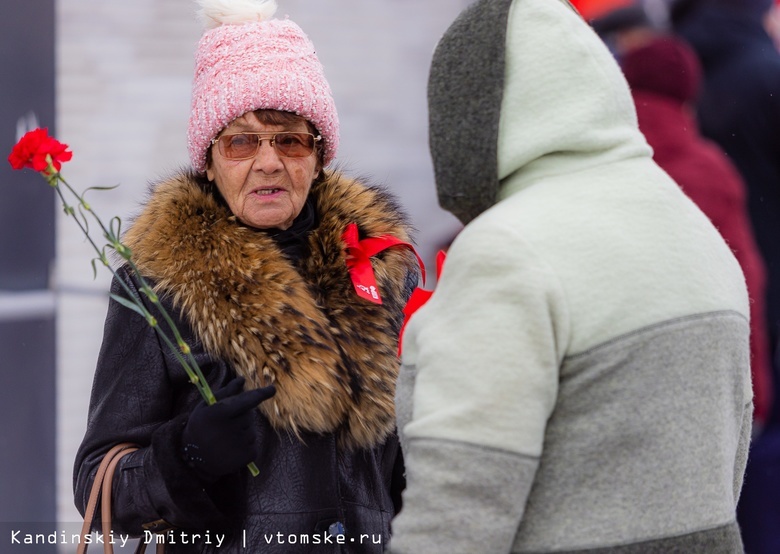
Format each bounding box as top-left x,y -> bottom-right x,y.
342,223 -> 424,305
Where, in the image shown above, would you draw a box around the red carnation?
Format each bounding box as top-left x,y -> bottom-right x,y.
8,127 -> 73,174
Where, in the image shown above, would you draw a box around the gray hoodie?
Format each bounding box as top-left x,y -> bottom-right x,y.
390,0 -> 752,552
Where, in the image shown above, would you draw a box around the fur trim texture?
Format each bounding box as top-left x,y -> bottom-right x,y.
124,171 -> 417,450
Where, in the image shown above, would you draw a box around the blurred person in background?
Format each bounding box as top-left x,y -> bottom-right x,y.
670,1 -> 780,551
389,0 -> 753,552
619,34 -> 773,429
671,0 -> 780,409
73,0 -> 418,551
765,0 -> 780,49
572,0 -> 661,53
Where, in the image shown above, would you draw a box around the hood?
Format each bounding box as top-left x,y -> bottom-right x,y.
621,35 -> 702,104
428,0 -> 650,224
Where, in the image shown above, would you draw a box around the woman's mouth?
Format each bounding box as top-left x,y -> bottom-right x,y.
254,188 -> 283,196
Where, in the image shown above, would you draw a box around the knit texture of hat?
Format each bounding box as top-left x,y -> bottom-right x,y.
188,0 -> 339,173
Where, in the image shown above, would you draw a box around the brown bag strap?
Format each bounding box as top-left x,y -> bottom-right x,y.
77,443 -> 138,554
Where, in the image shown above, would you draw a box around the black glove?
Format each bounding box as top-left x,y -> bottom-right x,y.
182,376 -> 276,481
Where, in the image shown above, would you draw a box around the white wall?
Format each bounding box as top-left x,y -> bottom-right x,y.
56,0 -> 467,529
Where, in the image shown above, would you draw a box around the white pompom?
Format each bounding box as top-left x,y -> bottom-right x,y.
196,0 -> 279,29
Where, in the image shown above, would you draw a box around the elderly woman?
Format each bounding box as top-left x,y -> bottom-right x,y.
73,1 -> 418,551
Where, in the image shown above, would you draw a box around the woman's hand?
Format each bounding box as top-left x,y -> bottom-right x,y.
182,376 -> 276,481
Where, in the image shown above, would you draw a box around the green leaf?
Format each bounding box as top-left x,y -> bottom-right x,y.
81,185 -> 120,211
109,293 -> 147,318
77,206 -> 90,234
90,249 -> 110,279
109,216 -> 123,241
85,184 -> 120,192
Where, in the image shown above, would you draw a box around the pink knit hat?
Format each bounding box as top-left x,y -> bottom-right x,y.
188,0 -> 339,173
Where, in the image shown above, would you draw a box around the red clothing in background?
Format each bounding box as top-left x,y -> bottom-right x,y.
623,36 -> 773,422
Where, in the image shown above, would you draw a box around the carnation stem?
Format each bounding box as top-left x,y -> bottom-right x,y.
50,164 -> 258,476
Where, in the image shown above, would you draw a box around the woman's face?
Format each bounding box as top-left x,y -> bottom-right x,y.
206,111 -> 320,230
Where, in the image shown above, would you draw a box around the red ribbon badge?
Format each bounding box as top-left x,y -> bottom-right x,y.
342,223 -> 424,305
399,250 -> 447,354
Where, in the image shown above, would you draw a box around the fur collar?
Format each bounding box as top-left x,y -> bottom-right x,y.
124,171 -> 417,449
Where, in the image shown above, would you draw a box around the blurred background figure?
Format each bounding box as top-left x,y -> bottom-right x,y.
669,2 -> 780,551
620,35 -> 773,429
766,0 -> 780,49
559,3 -> 777,433
670,0 -> 780,416
573,0 -> 780,550
570,0 -> 667,53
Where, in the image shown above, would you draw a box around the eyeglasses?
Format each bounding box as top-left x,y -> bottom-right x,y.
211,132 -> 321,160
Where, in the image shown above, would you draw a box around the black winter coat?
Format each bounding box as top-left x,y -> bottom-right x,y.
74,171 -> 418,553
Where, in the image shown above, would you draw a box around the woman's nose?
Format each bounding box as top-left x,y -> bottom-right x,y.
252,139 -> 284,172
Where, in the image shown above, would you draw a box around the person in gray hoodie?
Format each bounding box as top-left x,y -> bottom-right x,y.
389,0 -> 752,552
